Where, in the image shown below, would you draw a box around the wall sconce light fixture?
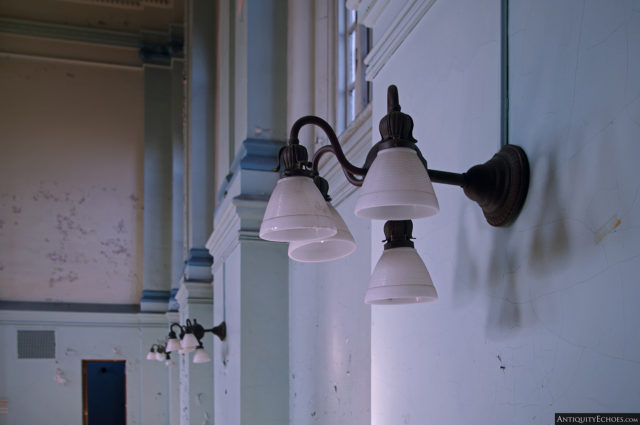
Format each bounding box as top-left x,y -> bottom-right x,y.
259,85 -> 529,304
165,319 -> 226,364
146,343 -> 173,366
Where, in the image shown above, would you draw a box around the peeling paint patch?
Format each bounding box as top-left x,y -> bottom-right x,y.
594,214 -> 621,244
47,252 -> 67,263
56,213 -> 89,238
100,238 -> 130,256
49,268 -> 79,286
116,219 -> 126,234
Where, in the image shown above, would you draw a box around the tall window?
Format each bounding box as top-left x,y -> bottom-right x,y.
337,1 -> 372,134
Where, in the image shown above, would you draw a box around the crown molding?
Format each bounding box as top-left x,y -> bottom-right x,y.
0,18 -> 184,65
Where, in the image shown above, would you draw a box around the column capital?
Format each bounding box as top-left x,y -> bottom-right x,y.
207,138 -> 284,271
176,281 -> 213,307
176,280 -> 213,307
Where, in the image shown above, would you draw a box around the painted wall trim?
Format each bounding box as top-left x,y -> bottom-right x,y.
0,51 -> 143,70
0,300 -> 140,313
0,309 -> 167,328
141,290 -> 171,300
0,17 -> 141,48
500,0 -> 509,146
0,18 -> 184,49
364,0 -> 438,81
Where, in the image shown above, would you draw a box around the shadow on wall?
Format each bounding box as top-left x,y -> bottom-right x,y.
451,142 -> 571,338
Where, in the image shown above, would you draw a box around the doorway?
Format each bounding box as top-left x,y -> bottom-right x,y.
82,360 -> 126,425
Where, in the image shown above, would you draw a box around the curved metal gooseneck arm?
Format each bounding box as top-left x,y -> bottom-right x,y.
289,115 -> 367,184
287,87 -> 467,190
282,85 -> 529,227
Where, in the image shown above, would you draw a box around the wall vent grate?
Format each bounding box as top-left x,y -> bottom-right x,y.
17,330 -> 56,359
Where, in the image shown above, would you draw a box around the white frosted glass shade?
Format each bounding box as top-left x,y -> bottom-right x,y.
155,352 -> 164,361
192,347 -> 211,364
260,176 -> 338,242
166,338 -> 181,353
146,351 -> 155,360
365,247 -> 438,305
355,148 -> 439,220
288,203 -> 355,262
181,333 -> 199,351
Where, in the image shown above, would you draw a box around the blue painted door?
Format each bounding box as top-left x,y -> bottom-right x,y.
85,361 -> 126,425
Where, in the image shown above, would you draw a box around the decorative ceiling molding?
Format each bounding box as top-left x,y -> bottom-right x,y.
0,18 -> 184,65
364,0 -> 438,81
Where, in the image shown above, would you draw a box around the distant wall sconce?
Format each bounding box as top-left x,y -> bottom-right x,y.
146,343 -> 173,366
259,85 -> 529,305
164,319 -> 226,364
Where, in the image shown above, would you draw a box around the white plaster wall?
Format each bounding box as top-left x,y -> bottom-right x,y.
0,311 -> 170,425
0,57 -> 144,304
289,191 -> 372,425
370,0 -> 640,424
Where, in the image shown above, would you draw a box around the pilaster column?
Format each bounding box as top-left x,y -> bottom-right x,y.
207,140 -> 288,425
184,0 -> 216,281
140,63 -> 173,312
169,59 -> 185,311
176,282 -> 214,425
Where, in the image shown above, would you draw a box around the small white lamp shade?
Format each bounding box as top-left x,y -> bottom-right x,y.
146,351 -> 155,360
365,247 -> 438,305
166,338 -> 181,353
288,203 -> 356,262
155,351 -> 164,361
192,347 -> 211,364
355,148 -> 439,220
181,333 -> 199,351
260,176 -> 338,242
